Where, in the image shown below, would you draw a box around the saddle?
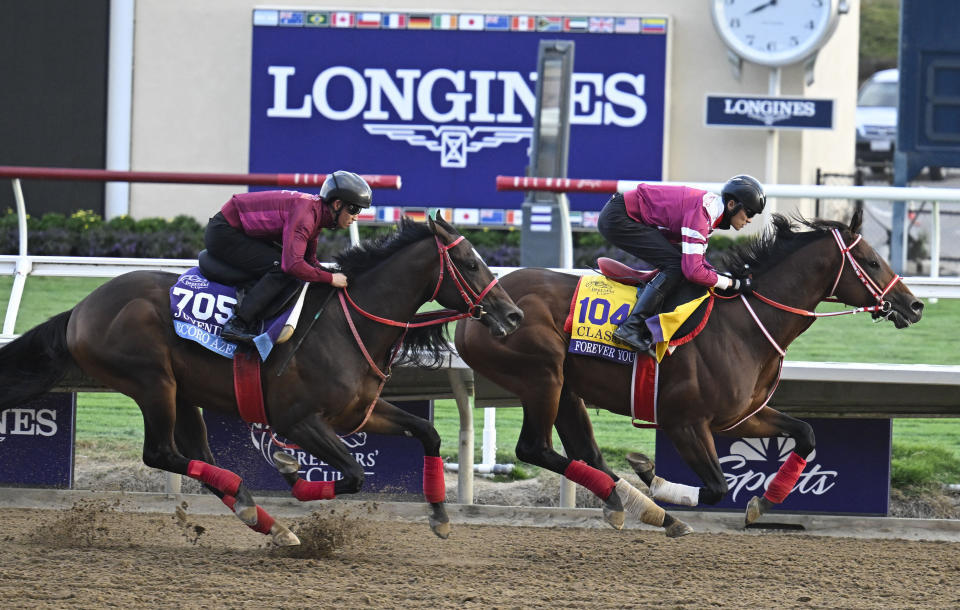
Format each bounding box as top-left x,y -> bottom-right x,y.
197,250 -> 301,321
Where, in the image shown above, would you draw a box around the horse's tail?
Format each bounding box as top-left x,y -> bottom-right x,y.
0,310 -> 79,410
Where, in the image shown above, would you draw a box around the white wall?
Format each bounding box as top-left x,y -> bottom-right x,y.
128,1 -> 861,223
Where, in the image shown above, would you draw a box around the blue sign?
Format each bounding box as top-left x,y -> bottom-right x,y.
0,393 -> 75,488
655,418 -> 891,515
706,95 -> 834,130
249,12 -> 669,211
204,400 -> 433,494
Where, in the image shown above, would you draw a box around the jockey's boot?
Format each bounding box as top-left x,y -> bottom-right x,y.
221,270 -> 292,344
613,272 -> 680,352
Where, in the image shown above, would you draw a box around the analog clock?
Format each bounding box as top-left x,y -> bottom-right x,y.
712,0 -> 842,67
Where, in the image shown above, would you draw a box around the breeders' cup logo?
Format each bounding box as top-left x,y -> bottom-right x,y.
248,423 -> 379,481
266,65 -> 648,167
723,98 -> 817,127
180,274 -> 209,290
720,437 -> 836,501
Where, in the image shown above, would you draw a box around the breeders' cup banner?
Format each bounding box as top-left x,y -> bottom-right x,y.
655,418 -> 891,515
250,9 -> 668,212
0,393 -> 75,488
706,94 -> 834,130
204,401 -> 432,494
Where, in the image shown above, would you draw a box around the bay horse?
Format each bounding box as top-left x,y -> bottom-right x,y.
0,216 -> 522,544
455,209 -> 923,536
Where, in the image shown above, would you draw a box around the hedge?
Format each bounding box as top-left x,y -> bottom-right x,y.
0,209 -> 748,267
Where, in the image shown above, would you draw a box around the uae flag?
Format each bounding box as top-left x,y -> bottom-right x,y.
511,16 -> 535,31
459,14 -> 484,30
383,13 -> 407,29
332,12 -> 354,28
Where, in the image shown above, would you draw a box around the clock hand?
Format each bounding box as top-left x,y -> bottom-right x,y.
747,0 -> 778,14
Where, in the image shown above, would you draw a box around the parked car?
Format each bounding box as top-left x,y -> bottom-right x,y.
855,69 -> 943,180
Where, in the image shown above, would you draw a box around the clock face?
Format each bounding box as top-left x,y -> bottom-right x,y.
712,0 -> 839,67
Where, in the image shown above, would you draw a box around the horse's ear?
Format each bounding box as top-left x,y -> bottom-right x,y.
429,212 -> 456,241
849,206 -> 863,234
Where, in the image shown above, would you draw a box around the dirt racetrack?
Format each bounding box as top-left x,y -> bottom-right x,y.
1,499 -> 958,609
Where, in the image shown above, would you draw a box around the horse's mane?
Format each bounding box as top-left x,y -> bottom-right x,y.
713,213 -> 851,276
334,217 -> 451,369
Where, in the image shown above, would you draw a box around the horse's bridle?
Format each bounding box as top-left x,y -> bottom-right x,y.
340,234 -> 500,328
722,228 -> 903,356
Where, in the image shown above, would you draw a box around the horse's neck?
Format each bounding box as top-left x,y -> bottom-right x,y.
340,239 -> 440,357
744,242 -> 838,352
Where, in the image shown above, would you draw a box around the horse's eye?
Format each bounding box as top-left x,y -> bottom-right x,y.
869,260 -> 880,269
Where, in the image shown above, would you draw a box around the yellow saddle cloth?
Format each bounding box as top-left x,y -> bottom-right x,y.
564,275 -> 713,363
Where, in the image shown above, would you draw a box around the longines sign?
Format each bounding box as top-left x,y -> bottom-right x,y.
250,10 -> 669,211
706,94 -> 834,130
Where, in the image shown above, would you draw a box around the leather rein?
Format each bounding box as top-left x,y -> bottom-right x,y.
718,228 -> 903,356
337,234 -> 500,434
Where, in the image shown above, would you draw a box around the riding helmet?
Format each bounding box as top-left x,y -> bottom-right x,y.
721,174 -> 766,218
320,170 -> 373,209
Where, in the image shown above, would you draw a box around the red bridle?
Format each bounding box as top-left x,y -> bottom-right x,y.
720,228 -> 903,356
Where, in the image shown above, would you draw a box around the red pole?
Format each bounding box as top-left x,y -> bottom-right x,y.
0,166 -> 402,190
495,175 -> 619,193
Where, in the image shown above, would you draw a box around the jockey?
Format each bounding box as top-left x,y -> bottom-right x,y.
205,170 -> 372,345
597,175 -> 765,352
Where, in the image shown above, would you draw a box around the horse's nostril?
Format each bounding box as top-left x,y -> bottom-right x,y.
508,310 -> 524,326
912,300 -> 924,312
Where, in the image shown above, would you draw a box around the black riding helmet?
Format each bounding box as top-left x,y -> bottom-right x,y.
320,170 -> 372,215
720,174 -> 766,225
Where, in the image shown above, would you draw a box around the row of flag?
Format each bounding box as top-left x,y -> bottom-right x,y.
254,10 -> 667,34
355,207 -> 602,228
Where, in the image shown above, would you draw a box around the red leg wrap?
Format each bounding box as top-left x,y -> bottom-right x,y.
292,478 -> 336,501
564,460 -> 615,500
220,495 -> 273,535
764,452 -> 807,504
250,506 -> 275,534
187,460 -> 241,496
423,456 -> 445,503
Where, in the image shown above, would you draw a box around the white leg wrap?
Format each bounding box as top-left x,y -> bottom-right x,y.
615,479 -> 665,527
648,476 -> 700,507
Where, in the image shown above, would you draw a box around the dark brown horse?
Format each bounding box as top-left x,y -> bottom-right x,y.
0,216 -> 522,544
455,209 -> 923,536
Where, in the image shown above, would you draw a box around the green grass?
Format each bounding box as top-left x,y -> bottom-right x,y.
3,277 -> 957,487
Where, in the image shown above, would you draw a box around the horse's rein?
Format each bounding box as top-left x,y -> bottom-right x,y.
340,234 -> 500,328
717,227 -> 904,356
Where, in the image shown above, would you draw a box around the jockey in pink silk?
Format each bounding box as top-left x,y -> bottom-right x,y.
597,175 -> 766,352
204,170 -> 372,345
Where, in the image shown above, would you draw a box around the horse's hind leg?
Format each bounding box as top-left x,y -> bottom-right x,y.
722,407 -> 815,525
356,399 -> 450,539
553,389 -> 625,530
517,395 -> 690,537
173,401 -> 299,546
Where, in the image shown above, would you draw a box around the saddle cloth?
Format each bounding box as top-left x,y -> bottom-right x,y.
564,274 -> 715,363
170,267 -> 296,362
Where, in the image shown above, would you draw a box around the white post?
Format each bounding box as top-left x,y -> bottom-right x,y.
558,444 -> 576,508
105,0 -> 135,219
765,67 -> 781,213
3,179 -> 31,335
929,200 -> 940,304
481,407 -> 497,466
448,369 -> 474,504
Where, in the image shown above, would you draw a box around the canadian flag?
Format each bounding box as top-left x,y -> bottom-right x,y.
332,12 -> 354,28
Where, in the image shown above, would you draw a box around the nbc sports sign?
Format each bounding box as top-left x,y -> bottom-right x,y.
249,10 -> 669,211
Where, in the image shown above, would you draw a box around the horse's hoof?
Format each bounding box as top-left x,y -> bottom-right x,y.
270,523 -> 301,547
625,452 -> 655,485
665,519 -> 694,538
745,496 -> 767,525
272,451 -> 299,474
602,507 -> 625,530
429,516 -> 451,539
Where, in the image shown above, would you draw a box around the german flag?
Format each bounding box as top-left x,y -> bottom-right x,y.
408,14 -> 432,29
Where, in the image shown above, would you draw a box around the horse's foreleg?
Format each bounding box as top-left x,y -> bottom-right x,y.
660,421 -> 729,507
553,389 -> 625,530
722,407 -> 815,525
273,411 -> 366,499
173,403 -> 298,546
360,399 -> 450,539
